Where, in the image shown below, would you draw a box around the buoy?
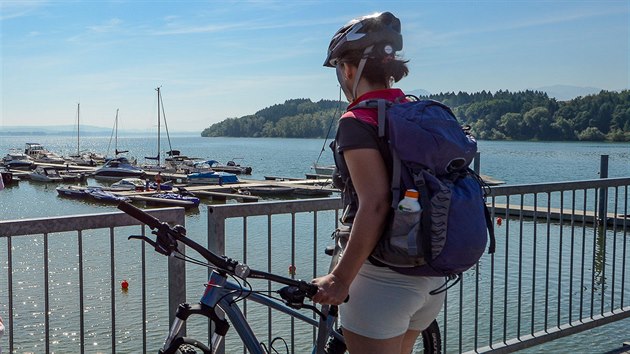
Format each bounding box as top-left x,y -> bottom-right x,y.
121,280 -> 129,290
288,265 -> 296,276
497,217 -> 503,226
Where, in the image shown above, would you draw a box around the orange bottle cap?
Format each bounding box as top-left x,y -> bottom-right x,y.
405,189 -> 419,199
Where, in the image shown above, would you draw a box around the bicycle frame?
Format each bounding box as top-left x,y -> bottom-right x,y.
161,269 -> 343,354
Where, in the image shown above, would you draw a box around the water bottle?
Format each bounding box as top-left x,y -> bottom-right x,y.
391,189 -> 422,255
398,189 -> 421,213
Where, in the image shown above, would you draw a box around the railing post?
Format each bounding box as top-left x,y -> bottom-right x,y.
598,155 -> 609,224
474,151 -> 481,175
207,206 -> 227,354
168,212 -> 187,335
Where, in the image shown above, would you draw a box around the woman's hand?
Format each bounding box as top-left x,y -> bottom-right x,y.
311,273 -> 350,305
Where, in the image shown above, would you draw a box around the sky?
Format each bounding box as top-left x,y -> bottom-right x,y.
1,0 -> 628,132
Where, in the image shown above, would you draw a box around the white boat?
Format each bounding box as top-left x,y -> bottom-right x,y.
2,149 -> 34,170
186,171 -> 239,185
205,159 -> 253,175
110,178 -> 146,191
29,166 -> 63,182
312,163 -> 335,176
24,143 -> 66,164
94,157 -> 145,180
65,103 -> 105,166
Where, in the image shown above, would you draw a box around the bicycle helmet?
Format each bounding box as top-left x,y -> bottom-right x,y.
323,11 -> 403,67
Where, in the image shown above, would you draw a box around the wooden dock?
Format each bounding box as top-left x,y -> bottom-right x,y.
492,203 -> 628,229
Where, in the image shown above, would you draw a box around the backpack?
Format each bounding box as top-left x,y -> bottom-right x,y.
350,97 -> 496,286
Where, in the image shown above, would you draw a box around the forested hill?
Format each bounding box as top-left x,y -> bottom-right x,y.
201,98 -> 346,138
201,90 -> 630,141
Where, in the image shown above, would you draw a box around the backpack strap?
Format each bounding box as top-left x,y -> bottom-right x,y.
353,99 -> 402,208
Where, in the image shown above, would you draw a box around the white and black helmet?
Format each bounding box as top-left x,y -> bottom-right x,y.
323,11 -> 403,67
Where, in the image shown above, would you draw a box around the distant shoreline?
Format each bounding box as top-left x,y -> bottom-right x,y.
0,131 -> 199,137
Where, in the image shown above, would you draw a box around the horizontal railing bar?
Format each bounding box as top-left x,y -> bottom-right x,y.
208,197 -> 343,219
469,307 -> 630,354
488,177 -> 630,196
0,207 -> 185,237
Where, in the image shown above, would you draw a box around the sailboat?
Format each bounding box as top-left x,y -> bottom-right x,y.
143,87 -> 187,172
94,109 -> 145,180
66,103 -> 105,166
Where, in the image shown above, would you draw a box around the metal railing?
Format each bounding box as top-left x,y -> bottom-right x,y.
205,177 -> 629,353
1,177 -> 628,353
0,207 -> 186,354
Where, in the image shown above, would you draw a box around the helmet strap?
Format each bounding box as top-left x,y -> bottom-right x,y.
352,45 -> 373,101
336,64 -> 354,102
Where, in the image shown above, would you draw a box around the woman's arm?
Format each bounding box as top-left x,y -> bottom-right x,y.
312,147 -> 390,305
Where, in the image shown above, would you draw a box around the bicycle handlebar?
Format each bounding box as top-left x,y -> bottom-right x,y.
118,200 -> 161,229
117,201 -> 318,297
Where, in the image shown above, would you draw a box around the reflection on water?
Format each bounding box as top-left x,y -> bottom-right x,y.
1,136 -> 629,352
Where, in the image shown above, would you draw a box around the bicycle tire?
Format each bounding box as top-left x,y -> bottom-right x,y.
421,319 -> 441,354
161,337 -> 212,354
175,344 -> 199,354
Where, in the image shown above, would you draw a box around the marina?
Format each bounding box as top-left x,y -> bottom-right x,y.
1,159 -> 336,208
1,137 -> 629,354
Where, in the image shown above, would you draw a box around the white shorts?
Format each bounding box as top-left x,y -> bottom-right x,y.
339,261 -> 445,340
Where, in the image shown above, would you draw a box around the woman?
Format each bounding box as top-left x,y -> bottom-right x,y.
311,12 -> 445,354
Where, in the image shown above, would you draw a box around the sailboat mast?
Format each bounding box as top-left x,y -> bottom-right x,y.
115,109 -> 119,155
156,86 -> 161,166
76,103 -> 80,156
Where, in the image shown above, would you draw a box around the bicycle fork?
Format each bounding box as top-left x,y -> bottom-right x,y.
160,302 -> 230,354
161,271 -> 231,354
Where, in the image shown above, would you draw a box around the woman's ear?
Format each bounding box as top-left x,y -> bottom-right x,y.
342,63 -> 356,82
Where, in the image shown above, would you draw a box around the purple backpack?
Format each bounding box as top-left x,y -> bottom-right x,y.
351,98 -> 495,287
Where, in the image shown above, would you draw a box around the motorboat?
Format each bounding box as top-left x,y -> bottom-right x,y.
56,185 -> 128,202
65,152 -> 104,167
147,192 -> 200,208
110,177 -> 173,191
56,185 -> 90,198
58,170 -> 87,182
205,160 -> 252,175
1,168 -> 16,186
312,163 -> 335,176
2,149 -> 34,170
93,157 -> 145,180
29,166 -> 63,182
24,143 -> 66,164
186,171 -> 239,185
85,187 -> 130,203
110,178 -> 146,191
239,186 -> 295,196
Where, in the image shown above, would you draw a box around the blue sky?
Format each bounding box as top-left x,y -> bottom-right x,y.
1,0 -> 628,132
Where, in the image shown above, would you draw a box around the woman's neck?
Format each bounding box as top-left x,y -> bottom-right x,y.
353,79 -> 389,101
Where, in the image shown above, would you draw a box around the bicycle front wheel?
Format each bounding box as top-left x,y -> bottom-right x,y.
160,337 -> 212,354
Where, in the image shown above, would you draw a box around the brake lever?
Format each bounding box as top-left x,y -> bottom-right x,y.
301,303 -> 326,319
128,235 -> 170,256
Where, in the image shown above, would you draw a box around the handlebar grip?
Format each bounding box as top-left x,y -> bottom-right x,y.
118,201 -> 161,230
303,282 -> 319,298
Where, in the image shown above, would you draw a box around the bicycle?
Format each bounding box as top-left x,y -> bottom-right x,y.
117,201 -> 441,353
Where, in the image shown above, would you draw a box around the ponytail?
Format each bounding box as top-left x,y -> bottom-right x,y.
338,49 -> 409,87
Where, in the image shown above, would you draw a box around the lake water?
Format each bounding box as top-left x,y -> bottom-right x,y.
0,136 -> 629,353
